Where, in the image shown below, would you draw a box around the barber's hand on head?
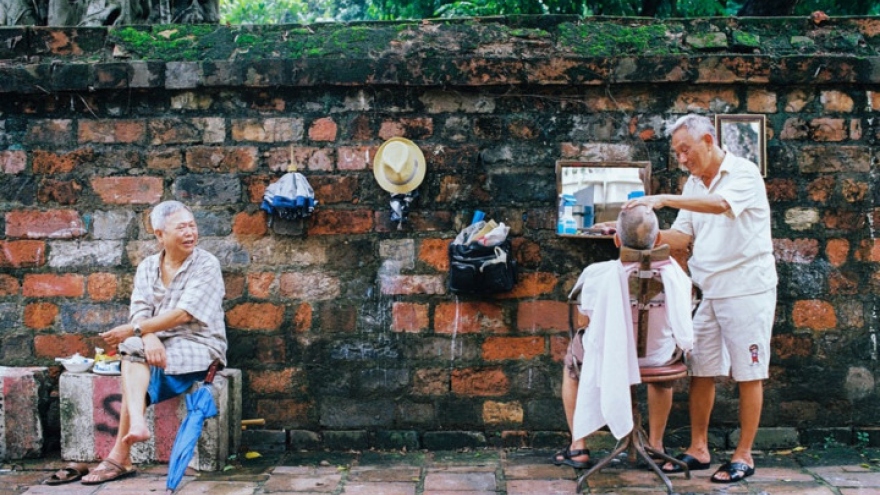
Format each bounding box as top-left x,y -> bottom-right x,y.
99,324 -> 132,348
143,334 -> 167,369
623,194 -> 666,210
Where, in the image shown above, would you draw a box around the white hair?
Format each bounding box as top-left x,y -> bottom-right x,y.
617,204 -> 659,250
667,114 -> 717,144
150,201 -> 192,232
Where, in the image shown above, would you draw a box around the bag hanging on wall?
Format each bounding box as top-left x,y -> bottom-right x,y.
448,220 -> 517,294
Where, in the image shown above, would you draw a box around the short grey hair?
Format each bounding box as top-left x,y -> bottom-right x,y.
617,204 -> 659,250
667,114 -> 716,145
150,201 -> 192,232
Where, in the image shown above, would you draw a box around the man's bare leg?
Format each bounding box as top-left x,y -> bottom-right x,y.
646,383 -> 673,453
81,360 -> 150,483
558,368 -> 589,464
712,380 -> 762,481
663,376 -> 714,470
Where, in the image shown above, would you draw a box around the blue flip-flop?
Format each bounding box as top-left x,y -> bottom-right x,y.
710,461 -> 755,483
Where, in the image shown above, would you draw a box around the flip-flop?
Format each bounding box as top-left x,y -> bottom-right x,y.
551,448 -> 594,469
44,462 -> 90,485
710,461 -> 755,483
80,458 -> 137,485
660,453 -> 711,473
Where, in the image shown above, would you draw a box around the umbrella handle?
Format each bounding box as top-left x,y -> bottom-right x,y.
204,359 -> 223,385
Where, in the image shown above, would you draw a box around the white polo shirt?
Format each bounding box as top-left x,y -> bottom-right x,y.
670,153 -> 777,299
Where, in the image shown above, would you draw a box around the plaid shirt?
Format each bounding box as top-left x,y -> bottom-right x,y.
130,247 -> 227,374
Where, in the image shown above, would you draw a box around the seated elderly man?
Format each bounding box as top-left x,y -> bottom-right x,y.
81,200 -> 227,485
554,204 -> 693,469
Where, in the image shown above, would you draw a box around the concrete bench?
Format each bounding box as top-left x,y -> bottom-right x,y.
60,368 -> 241,471
0,367 -> 51,460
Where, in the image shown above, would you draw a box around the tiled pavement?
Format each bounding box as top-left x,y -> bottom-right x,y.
2,447 -> 880,494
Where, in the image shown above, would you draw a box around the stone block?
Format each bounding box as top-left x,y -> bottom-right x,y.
60,368 -> 241,471
732,427 -> 800,450
0,367 -> 50,460
422,431 -> 487,450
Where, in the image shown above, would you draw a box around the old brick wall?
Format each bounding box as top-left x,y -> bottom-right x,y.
1,16 -> 880,450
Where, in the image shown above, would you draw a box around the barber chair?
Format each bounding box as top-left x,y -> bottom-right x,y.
569,245 -> 690,495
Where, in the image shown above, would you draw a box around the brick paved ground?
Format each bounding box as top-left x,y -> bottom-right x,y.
2,447 -> 879,494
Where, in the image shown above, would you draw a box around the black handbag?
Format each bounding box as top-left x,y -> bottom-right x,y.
448,240 -> 517,294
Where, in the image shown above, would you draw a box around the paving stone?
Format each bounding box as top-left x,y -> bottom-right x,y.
507,479 -> 578,495
342,481 -> 415,495
347,467 -> 421,482
811,465 -> 880,488
175,481 -> 261,495
423,471 -> 495,491
262,473 -> 342,492
503,463 -> 571,479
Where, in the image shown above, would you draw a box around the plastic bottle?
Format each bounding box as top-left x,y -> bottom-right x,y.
557,194 -> 577,234
628,190 -> 645,200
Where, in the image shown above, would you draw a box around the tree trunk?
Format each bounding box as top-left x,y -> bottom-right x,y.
737,0 -> 799,16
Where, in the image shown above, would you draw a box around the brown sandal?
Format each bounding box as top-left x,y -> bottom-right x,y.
80,458 -> 137,485
44,462 -> 89,485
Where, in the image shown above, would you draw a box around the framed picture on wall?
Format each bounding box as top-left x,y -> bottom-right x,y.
715,114 -> 767,177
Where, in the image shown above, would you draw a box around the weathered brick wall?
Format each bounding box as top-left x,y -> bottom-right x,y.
1,16 -> 879,450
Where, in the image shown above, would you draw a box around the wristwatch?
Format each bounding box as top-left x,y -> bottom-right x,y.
133,323 -> 142,338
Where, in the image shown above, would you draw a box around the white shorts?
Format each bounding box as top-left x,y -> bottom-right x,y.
689,288 -> 776,382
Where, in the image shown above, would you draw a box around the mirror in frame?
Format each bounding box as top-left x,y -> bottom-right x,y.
715,114 -> 767,177
556,160 -> 651,238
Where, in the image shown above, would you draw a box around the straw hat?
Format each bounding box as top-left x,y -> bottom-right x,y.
373,137 -> 426,194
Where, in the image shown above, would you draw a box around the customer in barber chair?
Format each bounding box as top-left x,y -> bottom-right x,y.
553,204 -> 693,469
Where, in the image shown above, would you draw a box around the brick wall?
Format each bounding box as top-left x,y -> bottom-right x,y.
1,16 -> 879,449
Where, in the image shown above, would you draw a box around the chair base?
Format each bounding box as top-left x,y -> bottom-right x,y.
576,425 -> 690,494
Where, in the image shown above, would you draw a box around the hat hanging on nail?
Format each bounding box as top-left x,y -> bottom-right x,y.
373,137 -> 426,194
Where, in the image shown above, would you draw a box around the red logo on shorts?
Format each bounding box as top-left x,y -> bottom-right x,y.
749,344 -> 759,365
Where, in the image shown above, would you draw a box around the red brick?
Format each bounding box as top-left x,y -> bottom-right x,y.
482,336 -> 544,361
746,89 -> 777,113
78,120 -> 146,144
294,302 -> 312,332
34,333 -> 90,359
0,241 -> 45,268
91,177 -> 164,205
0,274 -> 20,295
185,146 -> 258,172
509,119 -> 539,140
308,210 -> 374,235
820,90 -> 854,112
1,150 -> 27,174
517,300 -> 569,332
256,399 -> 311,427
23,273 -> 84,297
855,239 -> 880,262
87,273 -> 117,301
772,334 -> 813,359
24,302 -> 58,329
226,302 -> 284,330
350,114 -> 373,141
792,300 -> 837,331
550,335 -> 570,363
244,174 -> 270,204
232,211 -> 268,237
451,368 -> 509,396
26,120 -> 73,146
278,273 -> 341,301
780,118 -> 808,140
493,272 -> 557,299
512,238 -> 542,268
272,146 -> 335,172
224,273 -> 245,300
413,368 -> 450,395
828,270 -> 858,295
672,88 -> 738,113
253,334 -> 288,364
6,210 -> 85,239
247,272 -> 275,299
809,118 -> 846,141
249,368 -> 304,395
773,239 -> 818,264
826,239 -> 849,267
824,210 -> 864,231
316,302 -> 357,333
337,146 -> 373,170
308,117 -> 338,141
378,118 -> 433,140
419,238 -> 451,272
434,302 -> 507,334
310,176 -> 358,204
37,179 -> 82,205
842,179 -> 868,203
392,302 -> 429,333
766,179 -> 797,202
805,176 -> 830,203
147,149 -> 183,170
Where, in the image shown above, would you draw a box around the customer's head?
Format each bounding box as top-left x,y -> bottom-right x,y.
616,204 -> 659,250
150,201 -> 198,257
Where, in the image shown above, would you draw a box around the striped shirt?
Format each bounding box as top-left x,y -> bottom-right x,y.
130,247 -> 227,374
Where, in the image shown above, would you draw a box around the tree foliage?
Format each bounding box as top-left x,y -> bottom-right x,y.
220,0 -> 880,25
